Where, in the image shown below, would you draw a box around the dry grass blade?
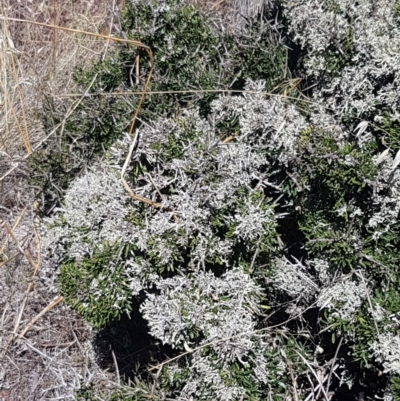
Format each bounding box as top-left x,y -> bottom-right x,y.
18,296 -> 64,339
0,206 -> 26,255
9,247 -> 40,342
295,350 -> 330,401
121,129 -> 162,208
0,15 -> 159,208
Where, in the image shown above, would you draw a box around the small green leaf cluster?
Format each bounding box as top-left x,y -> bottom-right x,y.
391,375 -> 400,401
60,243 -> 134,328
287,128 -> 377,270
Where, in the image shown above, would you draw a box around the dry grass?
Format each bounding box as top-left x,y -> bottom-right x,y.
0,0 -> 123,174
189,0 -> 273,25
0,1 -> 126,400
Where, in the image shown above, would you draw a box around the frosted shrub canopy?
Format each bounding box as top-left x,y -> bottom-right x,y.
39,1 -> 400,400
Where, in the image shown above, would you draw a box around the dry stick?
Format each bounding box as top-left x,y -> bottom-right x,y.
121,130 -> 162,208
287,359 -> 299,401
111,348 -> 120,386
135,51 -> 140,85
0,16 -> 155,210
0,252 -> 18,268
325,336 -> 343,398
8,250 -> 41,343
295,350 -> 330,401
2,222 -> 28,258
146,172 -> 164,201
0,206 -> 27,255
281,348 -> 299,401
17,296 -> 64,339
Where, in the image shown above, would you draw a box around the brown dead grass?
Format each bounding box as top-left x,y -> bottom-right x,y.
0,1 -> 124,400
0,0 -> 122,169
189,0 -> 272,26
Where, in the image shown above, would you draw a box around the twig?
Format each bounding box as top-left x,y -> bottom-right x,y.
146,173 -> 164,201
1,222 -> 27,258
136,26 -> 141,84
17,296 -> 64,339
360,253 -> 389,274
111,348 -> 120,386
356,270 -> 379,335
281,349 -> 299,401
0,252 -> 18,268
325,336 -> 343,397
295,350 -> 330,401
121,130 -> 162,208
150,366 -> 163,399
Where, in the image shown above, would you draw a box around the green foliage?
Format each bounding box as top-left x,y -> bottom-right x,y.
351,308 -> 380,366
121,0 -> 222,114
289,128 -> 378,269
318,27 -> 354,76
391,376 -> 400,401
374,288 -> 400,314
60,243 -> 134,328
76,382 -> 152,401
73,59 -> 124,92
119,0 -> 286,116
361,223 -> 400,284
76,384 -> 97,401
379,112 -> 400,152
28,150 -> 77,199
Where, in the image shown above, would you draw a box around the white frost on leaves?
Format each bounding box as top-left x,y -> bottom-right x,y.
317,280 -> 367,321
371,333 -> 400,375
285,0 -> 400,124
141,268 -> 263,354
177,353 -> 246,401
369,152 -> 400,238
40,165 -> 135,262
273,257 -> 319,299
141,268 -> 269,398
232,198 -> 276,243
212,79 -> 308,165
309,258 -> 332,286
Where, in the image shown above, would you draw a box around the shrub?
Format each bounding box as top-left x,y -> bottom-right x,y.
40,0 -> 400,400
